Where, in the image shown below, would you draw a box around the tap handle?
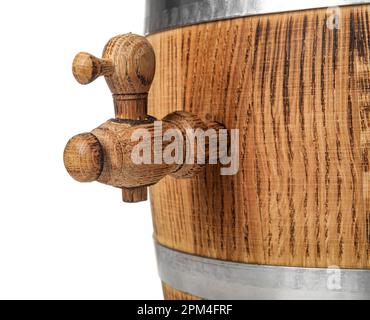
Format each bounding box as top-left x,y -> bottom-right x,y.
72,52 -> 114,85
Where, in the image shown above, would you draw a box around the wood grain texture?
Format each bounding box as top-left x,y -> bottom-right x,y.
64,112 -> 224,188
148,5 -> 370,269
72,52 -> 114,85
122,187 -> 148,203
114,92 -> 149,201
102,34 -> 156,95
114,93 -> 148,120
70,33 -> 157,202
162,283 -> 200,300
64,133 -> 103,183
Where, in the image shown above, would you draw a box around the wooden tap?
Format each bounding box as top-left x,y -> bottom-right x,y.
64,33 -> 226,203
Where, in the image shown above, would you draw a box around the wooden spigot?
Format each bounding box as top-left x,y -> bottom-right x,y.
64,33 -> 226,203
69,33 -> 155,202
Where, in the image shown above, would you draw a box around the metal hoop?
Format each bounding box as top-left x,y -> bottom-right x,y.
145,0 -> 370,35
155,242 -> 370,300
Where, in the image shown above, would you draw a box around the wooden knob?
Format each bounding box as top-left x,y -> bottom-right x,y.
102,34 -> 156,95
72,34 -> 155,93
64,133 -> 104,182
72,52 -> 114,85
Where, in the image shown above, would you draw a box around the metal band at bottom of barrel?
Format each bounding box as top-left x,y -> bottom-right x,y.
154,242 -> 370,300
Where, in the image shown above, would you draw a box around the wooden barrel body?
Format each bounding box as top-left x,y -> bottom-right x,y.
146,2 -> 370,300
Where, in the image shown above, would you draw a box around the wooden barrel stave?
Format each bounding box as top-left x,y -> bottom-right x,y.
147,4 -> 370,298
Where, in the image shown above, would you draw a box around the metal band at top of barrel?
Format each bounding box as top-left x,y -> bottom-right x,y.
145,0 -> 370,35
154,241 -> 370,300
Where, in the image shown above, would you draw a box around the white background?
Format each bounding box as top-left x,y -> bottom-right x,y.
0,0 -> 163,299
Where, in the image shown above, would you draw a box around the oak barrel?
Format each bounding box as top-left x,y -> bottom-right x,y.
145,0 -> 370,300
